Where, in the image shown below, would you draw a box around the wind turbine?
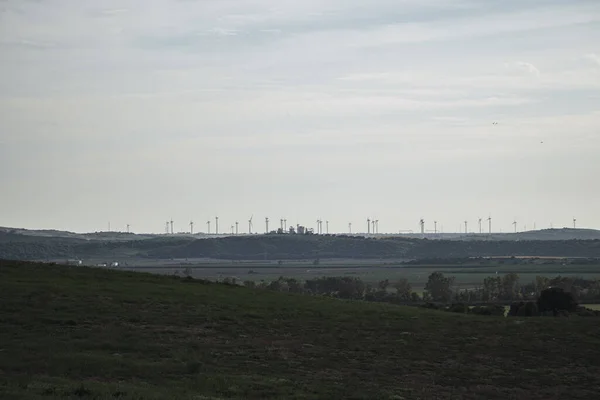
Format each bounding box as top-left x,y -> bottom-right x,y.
215,216 -> 219,235
326,220 -> 329,234
190,221 -> 194,234
231,225 -> 234,234
280,218 -> 284,231
487,215 -> 492,234
235,221 -> 239,235
367,218 -> 371,234
464,220 -> 468,234
512,219 -> 517,233
478,218 -> 482,234
573,217 -> 577,229
265,217 -> 269,233
126,224 -> 130,234
375,220 -> 379,234
170,219 -> 174,234
348,222 -> 352,234
206,220 -> 211,234
372,219 -> 376,234
434,221 -> 438,234
419,218 -> 425,234
248,215 -> 253,234
284,219 -> 287,231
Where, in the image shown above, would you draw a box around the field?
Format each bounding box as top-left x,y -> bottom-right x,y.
2,260 -> 600,399
113,258 -> 600,291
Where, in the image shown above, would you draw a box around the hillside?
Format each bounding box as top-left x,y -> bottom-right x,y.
2,231 -> 600,262
2,260 -> 600,399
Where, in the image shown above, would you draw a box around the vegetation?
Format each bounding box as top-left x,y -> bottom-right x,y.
2,260 -> 600,398
231,271 -> 600,308
3,230 -> 600,261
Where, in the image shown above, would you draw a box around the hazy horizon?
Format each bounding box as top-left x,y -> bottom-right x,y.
1,0 -> 599,234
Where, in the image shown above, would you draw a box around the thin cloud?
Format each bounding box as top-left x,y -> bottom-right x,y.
504,61 -> 540,76
583,53 -> 600,67
518,62 -> 540,75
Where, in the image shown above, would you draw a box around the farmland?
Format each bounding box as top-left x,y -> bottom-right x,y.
115,259 -> 600,292
3,260 -> 600,399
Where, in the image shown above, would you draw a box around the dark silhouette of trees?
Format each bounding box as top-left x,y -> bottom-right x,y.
424,272 -> 454,302
393,278 -> 412,301
508,301 -> 539,317
537,287 -> 578,316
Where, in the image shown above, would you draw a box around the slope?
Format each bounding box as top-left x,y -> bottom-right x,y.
1,260 -> 600,399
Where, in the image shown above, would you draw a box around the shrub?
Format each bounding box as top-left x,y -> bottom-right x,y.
509,302 -> 539,317
448,303 -> 469,313
470,305 -> 505,316
537,287 -> 578,316
508,302 -> 524,317
420,302 -> 443,310
575,307 -> 598,317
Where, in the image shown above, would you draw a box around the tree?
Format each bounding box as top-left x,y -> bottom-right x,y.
537,287 -> 578,316
378,279 -> 390,291
410,292 -> 421,302
284,278 -> 303,293
424,272 -> 455,303
500,273 -> 520,300
535,276 -> 549,295
393,278 -> 412,301
483,276 -> 501,301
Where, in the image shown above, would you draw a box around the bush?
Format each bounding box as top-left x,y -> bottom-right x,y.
222,277 -> 238,285
509,302 -> 538,317
517,302 -> 539,317
470,305 -> 505,316
448,303 -> 469,313
420,302 -> 443,310
537,287 -> 578,316
508,302 -> 523,317
575,308 -> 598,317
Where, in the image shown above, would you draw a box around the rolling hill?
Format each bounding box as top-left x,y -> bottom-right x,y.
2,229 -> 600,262
2,260 -> 600,399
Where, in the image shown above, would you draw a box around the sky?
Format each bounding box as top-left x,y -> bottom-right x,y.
1,0 -> 599,234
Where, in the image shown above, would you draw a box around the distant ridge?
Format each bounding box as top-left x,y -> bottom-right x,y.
2,226 -> 599,241
1,228 -> 600,261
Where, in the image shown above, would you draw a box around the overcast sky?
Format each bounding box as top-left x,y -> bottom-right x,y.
1,0 -> 599,234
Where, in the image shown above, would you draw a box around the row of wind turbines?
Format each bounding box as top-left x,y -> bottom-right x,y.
115,216 -> 577,235
161,216 -> 383,235
418,217 -> 578,235
165,216 -> 338,235
163,216 -> 580,236
119,215 -> 578,236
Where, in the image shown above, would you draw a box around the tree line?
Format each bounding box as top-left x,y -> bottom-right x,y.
214,272 -> 600,304
199,271 -> 600,317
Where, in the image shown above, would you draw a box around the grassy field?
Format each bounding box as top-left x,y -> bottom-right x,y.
113,259 -> 600,291
2,260 -> 600,399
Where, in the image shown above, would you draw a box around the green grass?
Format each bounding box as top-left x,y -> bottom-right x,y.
2,260 -> 600,399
